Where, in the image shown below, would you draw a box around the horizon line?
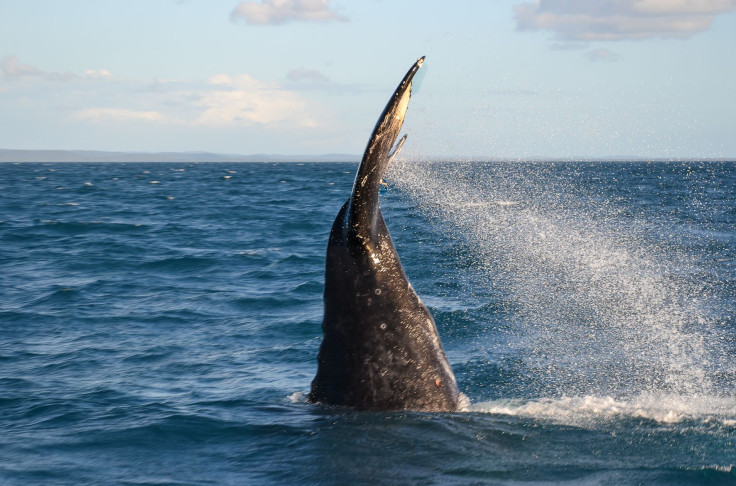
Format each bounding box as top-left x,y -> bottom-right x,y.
0,148 -> 734,164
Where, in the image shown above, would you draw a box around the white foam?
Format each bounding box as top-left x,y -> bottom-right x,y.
287,391 -> 307,404
468,393 -> 736,427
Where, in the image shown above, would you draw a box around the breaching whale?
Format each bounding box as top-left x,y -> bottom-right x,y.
308,57 -> 462,411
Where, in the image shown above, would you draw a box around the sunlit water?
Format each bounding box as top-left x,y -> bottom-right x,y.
1,161 -> 734,485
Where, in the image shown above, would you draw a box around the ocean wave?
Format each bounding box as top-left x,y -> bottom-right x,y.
469,393 -> 736,427
276,252 -> 318,265
24,220 -> 152,235
700,464 -> 734,474
121,346 -> 179,364
26,286 -> 83,307
59,412 -> 253,449
138,255 -> 221,272
231,294 -> 295,310
289,280 -> 323,295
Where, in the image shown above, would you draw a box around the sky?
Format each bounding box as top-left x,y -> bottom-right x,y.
1,0 -> 735,160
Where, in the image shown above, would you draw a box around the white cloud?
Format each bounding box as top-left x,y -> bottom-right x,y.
72,108 -> 163,123
231,0 -> 347,25
1,56 -> 323,136
194,74 -> 318,127
82,69 -> 112,79
67,75 -> 319,129
514,0 -> 736,41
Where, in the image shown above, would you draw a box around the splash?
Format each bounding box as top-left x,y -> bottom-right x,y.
388,160 -> 731,403
469,393 -> 736,427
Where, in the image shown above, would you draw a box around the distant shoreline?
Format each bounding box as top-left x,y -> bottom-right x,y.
0,149 -> 733,163
0,149 -> 360,163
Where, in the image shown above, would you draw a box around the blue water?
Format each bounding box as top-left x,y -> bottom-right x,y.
1,161 -> 734,485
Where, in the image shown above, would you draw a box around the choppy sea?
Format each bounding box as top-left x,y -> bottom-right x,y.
1,160 -> 735,485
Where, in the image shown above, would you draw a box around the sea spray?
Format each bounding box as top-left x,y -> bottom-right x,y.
387,160 -> 730,403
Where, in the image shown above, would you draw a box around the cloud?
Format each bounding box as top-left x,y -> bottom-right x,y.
67,75 -> 320,129
514,0 -> 736,41
1,55 -> 112,82
72,108 -> 164,123
82,69 -> 113,79
585,48 -> 620,62
231,0 -> 347,25
1,55 -> 44,78
1,55 -> 322,133
286,67 -> 329,84
193,74 -> 318,127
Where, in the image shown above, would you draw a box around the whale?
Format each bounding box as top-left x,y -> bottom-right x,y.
308,57 -> 462,411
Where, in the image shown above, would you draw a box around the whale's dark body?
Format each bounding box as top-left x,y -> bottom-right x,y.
309,58 -> 461,411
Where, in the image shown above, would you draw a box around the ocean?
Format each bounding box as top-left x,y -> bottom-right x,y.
1,160 -> 734,485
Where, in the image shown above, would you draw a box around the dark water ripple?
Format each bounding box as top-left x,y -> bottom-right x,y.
1,162 -> 735,485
